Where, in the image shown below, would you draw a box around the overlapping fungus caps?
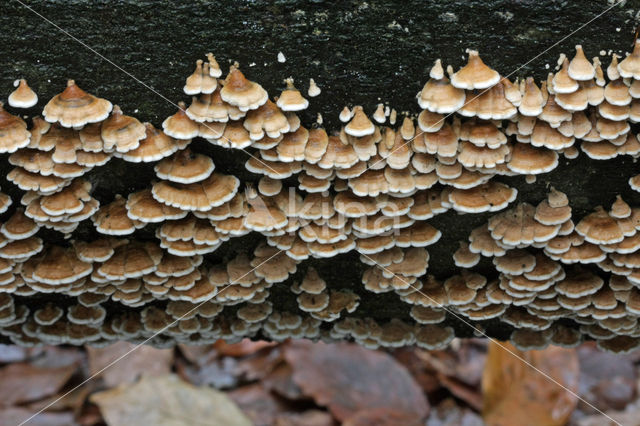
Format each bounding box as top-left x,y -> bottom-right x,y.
220,66 -> 268,111
118,122 -> 185,163
23,245 -> 92,284
43,80 -> 112,128
243,99 -> 289,140
98,242 -> 162,280
418,59 -> 466,114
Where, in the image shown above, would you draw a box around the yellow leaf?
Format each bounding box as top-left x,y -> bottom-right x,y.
91,374 -> 252,426
482,341 -> 579,426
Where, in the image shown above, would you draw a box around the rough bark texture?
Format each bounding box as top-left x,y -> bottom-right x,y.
1,0 -> 640,341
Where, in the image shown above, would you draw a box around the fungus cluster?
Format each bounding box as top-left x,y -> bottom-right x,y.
1,45 -> 640,352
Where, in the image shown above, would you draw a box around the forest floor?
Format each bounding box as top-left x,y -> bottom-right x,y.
0,338 -> 639,425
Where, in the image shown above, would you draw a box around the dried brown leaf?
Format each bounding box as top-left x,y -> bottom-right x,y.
87,342 -> 173,387
0,362 -> 76,406
482,341 -> 579,426
284,341 -> 429,421
91,374 -> 251,426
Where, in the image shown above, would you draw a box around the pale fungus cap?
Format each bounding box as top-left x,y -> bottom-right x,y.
43,80 -> 112,128
277,78 -> 309,111
518,77 -> 545,116
618,39 -> 640,79
308,78 -> 321,97
183,59 -> 217,95
8,79 -> 38,109
220,67 -> 269,112
567,45 -> 595,81
450,50 -> 500,90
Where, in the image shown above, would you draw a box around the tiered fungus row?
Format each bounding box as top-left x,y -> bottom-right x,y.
1,44 -> 640,352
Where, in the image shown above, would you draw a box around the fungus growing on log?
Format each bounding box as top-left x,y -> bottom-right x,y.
1,41 -> 640,355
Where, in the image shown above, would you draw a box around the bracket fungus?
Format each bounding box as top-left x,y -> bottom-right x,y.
0,45 -> 639,354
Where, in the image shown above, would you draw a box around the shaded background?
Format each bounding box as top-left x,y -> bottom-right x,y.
1,0 -> 640,338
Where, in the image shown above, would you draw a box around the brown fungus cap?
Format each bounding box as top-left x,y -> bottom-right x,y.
243,99 -> 290,140
507,143 -> 558,175
161,102 -> 198,140
0,103 -> 31,153
345,106 -> 375,137
519,77 -> 545,116
100,105 -> 146,153
152,172 -> 239,212
155,149 -> 214,184
567,45 -> 595,81
126,189 -> 187,223
98,242 -> 162,280
451,50 -> 500,90
38,179 -> 93,217
534,188 -> 572,226
448,181 -> 517,214
92,195 -> 143,236
25,245 -> 92,285
73,238 -> 125,263
575,206 -> 624,245
610,195 -> 632,219
1,208 -> 39,240
417,60 -> 466,114
220,67 -> 269,112
183,59 -> 217,95
458,82 -> 517,120
499,204 -> 561,247
43,80 -> 112,128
